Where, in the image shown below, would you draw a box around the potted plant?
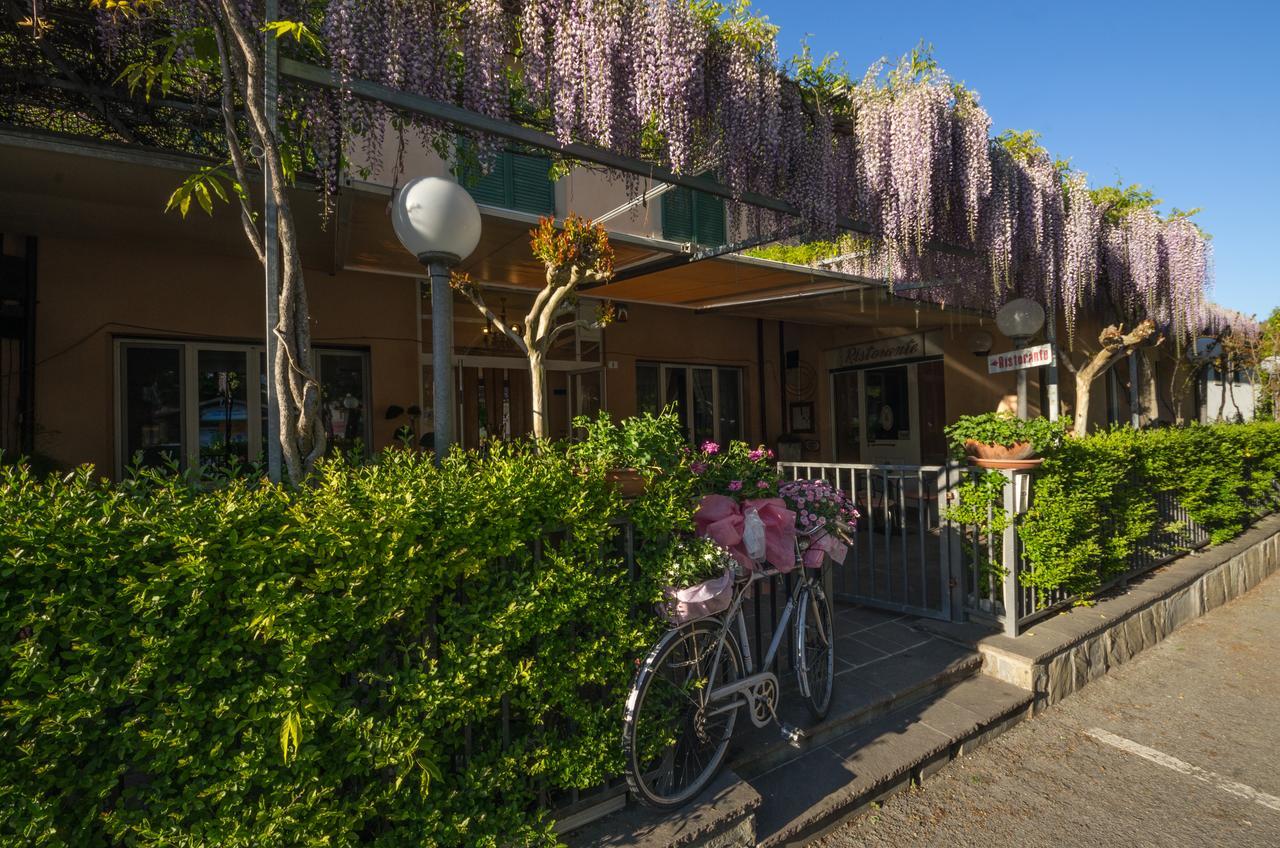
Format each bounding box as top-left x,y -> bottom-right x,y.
944,412 -> 1068,469
569,410 -> 685,497
658,537 -> 738,625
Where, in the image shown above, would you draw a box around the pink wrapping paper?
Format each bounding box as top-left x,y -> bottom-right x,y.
661,568 -> 734,624
694,495 -> 798,572
802,532 -> 848,569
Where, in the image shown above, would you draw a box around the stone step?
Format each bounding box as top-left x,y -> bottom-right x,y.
562,627 -> 990,848
747,674 -> 1034,848
561,768 -> 760,848
729,630 -> 983,781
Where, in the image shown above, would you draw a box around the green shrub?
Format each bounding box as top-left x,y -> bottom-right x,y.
1017,422 -> 1280,599
0,443 -> 680,847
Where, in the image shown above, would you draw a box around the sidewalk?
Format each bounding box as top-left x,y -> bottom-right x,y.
816,564 -> 1280,847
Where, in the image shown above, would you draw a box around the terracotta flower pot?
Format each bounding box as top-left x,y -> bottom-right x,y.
963,440 -> 1043,470
604,467 -> 647,498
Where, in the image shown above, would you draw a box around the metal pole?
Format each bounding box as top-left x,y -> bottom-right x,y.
1045,307 -> 1060,422
263,0 -> 282,482
430,261 -> 455,459
1001,470 -> 1020,636
1129,354 -> 1141,429
1016,368 -> 1029,420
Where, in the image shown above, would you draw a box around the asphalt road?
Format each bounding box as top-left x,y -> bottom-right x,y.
816,570 -> 1280,848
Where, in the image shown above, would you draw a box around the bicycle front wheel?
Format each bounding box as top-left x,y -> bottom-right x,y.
793,582 -> 835,719
622,622 -> 743,808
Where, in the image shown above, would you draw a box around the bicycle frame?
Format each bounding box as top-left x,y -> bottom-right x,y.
698,565 -> 819,723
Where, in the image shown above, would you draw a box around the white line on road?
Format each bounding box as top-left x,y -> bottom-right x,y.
1086,728 -> 1280,813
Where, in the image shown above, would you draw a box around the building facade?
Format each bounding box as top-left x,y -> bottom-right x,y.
0,128 -> 1195,477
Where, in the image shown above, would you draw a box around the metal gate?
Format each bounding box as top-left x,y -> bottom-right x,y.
779,461 -> 958,621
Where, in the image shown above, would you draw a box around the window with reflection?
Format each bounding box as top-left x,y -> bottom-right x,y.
636,362 -> 744,444
121,343 -> 184,470
117,340 -> 370,476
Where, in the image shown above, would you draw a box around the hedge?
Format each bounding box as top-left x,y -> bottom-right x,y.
0,442 -> 696,847
1018,421 -> 1280,599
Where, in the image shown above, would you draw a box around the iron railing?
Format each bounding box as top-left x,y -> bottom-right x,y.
957,470 -> 1212,636
778,462 -> 957,621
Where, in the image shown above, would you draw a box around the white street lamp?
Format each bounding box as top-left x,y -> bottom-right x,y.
995,298 -> 1047,420
995,297 -> 1046,347
393,177 -> 482,458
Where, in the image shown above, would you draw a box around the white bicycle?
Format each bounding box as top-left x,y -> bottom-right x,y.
621,527 -> 840,808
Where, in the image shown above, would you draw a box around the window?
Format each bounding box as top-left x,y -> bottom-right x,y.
636,362 -> 743,444
661,178 -> 727,245
461,148 -> 556,216
117,340 -> 370,475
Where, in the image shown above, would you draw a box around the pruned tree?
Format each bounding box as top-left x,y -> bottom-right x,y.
83,0 -> 325,482
1071,319 -> 1162,433
452,215 -> 614,439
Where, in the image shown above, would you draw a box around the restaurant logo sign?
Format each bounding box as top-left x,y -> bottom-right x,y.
827,332 -> 942,370
987,343 -> 1054,374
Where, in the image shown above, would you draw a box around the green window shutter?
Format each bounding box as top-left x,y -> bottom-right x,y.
662,187 -> 695,242
464,150 -> 511,208
662,176 -> 725,245
509,152 -> 556,215
694,191 -> 726,246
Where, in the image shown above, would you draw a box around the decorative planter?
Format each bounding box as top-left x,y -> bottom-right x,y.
604,467 -> 647,498
963,439 -> 1043,470
660,568 -> 734,625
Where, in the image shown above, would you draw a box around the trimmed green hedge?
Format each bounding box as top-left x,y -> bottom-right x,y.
1019,422 -> 1280,599
0,444 -> 688,847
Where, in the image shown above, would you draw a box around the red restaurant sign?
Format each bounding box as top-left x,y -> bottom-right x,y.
988,343 -> 1054,374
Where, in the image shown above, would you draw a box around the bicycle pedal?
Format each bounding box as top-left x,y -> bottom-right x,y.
779,723 -> 807,749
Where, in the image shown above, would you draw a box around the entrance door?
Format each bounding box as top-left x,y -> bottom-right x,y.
460,366 -> 531,449
862,365 -> 919,465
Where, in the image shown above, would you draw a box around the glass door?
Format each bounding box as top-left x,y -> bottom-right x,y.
196,348 -> 251,470
831,370 -> 862,463
862,364 -> 918,464
662,365 -> 690,440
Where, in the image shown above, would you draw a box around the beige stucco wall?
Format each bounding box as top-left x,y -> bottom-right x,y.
34,234 -> 421,475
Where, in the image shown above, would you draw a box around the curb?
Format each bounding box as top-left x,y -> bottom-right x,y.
977,513 -> 1280,708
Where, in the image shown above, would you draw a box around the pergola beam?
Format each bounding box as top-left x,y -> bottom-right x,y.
602,223 -> 810,285
280,58 -> 878,235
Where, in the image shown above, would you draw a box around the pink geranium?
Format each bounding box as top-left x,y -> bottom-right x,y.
728,480 -> 743,492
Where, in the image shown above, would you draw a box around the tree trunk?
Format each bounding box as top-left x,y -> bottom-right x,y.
216,0 -> 324,481
1073,319 -> 1159,434
1142,350 -> 1160,425
528,350 -> 547,440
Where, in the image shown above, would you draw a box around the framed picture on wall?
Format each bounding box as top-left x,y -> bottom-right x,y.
789,401 -> 815,433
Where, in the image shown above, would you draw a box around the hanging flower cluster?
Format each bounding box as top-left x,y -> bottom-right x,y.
93,0 -> 1216,343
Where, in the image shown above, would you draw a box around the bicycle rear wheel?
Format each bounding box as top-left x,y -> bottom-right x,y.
793,582 -> 834,719
622,622 -> 742,808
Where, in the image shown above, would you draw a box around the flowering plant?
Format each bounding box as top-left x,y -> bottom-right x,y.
779,478 -> 859,539
689,440 -> 779,499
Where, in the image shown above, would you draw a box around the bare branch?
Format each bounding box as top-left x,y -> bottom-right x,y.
455,281 -> 528,354
546,318 -> 594,348
210,18 -> 263,263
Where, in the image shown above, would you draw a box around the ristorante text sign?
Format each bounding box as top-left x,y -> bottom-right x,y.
988,343 -> 1054,374
827,332 -> 943,370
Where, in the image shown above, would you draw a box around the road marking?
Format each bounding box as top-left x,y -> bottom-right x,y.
1086,728 -> 1280,813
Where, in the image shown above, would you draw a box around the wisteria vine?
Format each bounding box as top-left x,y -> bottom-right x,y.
93,0 -> 1219,343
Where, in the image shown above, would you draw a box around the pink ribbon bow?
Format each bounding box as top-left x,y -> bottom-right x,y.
694,494 -> 798,572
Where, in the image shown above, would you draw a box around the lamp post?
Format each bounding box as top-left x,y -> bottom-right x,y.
995,298 -> 1046,420
392,177 -> 482,459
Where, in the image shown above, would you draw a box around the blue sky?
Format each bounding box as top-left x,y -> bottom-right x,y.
756,0 -> 1278,320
